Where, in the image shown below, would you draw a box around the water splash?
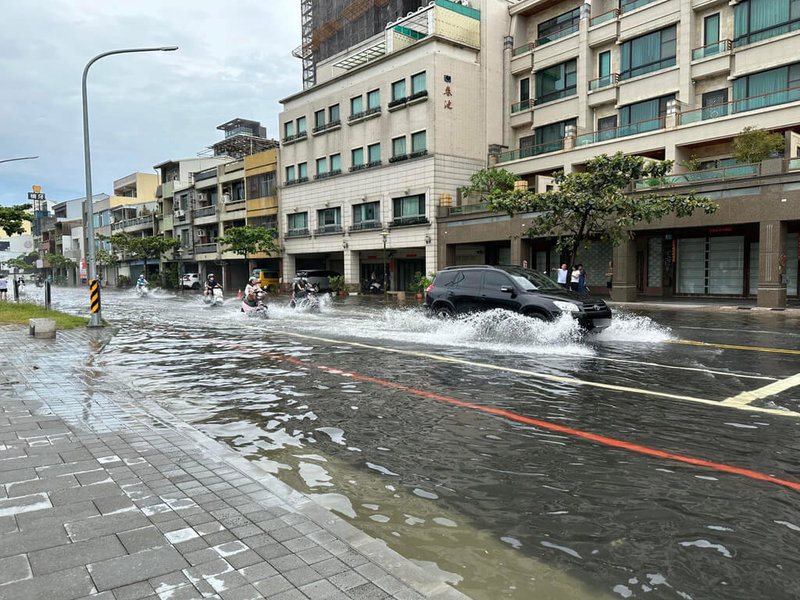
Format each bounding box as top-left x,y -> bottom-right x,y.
594,311 -> 674,342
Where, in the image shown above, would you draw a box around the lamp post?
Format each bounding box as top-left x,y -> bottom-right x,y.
82,46 -> 178,326
380,227 -> 389,298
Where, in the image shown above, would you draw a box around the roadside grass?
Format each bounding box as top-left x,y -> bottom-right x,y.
0,301 -> 88,329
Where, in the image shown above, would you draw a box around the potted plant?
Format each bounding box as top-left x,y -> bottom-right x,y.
410,271 -> 434,299
328,275 -> 346,295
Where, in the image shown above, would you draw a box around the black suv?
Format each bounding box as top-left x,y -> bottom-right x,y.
424,265 -> 612,331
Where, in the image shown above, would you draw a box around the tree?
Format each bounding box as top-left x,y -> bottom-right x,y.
733,127 -> 784,164
217,225 -> 280,265
488,152 -> 719,266
461,167 -> 518,202
105,232 -> 180,276
0,203 -> 34,236
95,249 -> 119,270
5,256 -> 29,271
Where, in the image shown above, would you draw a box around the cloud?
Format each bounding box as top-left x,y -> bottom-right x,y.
0,0 -> 301,206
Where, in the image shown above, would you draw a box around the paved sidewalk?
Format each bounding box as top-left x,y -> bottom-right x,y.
0,326 -> 468,600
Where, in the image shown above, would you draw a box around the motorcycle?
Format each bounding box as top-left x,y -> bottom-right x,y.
135,283 -> 149,298
241,290 -> 268,319
290,288 -> 320,312
368,280 -> 382,294
203,287 -> 224,306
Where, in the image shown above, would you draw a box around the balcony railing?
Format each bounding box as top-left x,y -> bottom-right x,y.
286,228 -> 310,238
620,0 -> 659,13
496,139 -> 564,164
588,73 -> 619,90
195,242 -> 218,254
678,86 -> 800,126
194,206 -> 216,218
312,120 -> 341,134
448,202 -> 490,215
534,88 -> 577,106
511,99 -> 531,113
575,116 -> 665,146
535,23 -> 579,47
590,9 -> 618,26
391,215 -> 429,227
314,224 -> 343,235
512,43 -> 533,56
733,18 -> 800,48
633,164 -> 760,190
348,106 -> 381,122
691,39 -> 731,60
110,214 -> 154,232
282,131 -> 308,143
349,221 -> 382,232
410,149 -> 428,159
389,154 -> 408,163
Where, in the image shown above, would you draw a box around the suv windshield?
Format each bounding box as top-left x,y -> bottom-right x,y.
498,266 -> 561,291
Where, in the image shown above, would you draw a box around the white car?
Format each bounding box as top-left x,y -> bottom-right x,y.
180,273 -> 200,289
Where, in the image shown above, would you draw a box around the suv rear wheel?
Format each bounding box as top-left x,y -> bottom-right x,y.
432,304 -> 454,318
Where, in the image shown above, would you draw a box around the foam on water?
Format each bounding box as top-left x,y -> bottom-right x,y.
594,311 -> 674,343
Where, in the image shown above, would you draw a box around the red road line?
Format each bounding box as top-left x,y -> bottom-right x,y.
227,343 -> 800,493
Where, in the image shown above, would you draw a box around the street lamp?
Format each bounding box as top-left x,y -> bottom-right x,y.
82,46 -> 178,326
380,227 -> 389,298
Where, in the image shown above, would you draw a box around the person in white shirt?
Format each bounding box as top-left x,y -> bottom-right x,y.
570,266 -> 581,291
551,263 -> 568,288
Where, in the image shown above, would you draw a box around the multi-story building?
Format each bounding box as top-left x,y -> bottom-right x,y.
244,148 -> 281,278
279,0 -> 511,292
440,0 -> 800,308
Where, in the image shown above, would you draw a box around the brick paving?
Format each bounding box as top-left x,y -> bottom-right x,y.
0,325 -> 468,600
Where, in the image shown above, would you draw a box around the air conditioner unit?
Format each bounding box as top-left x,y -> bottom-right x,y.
195,229 -> 206,237
174,209 -> 185,218
196,192 -> 206,202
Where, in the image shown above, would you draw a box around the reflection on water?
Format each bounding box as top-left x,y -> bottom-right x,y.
41,287 -> 800,600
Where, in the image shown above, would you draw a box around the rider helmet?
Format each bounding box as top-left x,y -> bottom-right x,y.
207,274 -> 215,279
249,276 -> 257,284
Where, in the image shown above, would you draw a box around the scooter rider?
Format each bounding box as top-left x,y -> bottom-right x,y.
204,273 -> 223,298
136,273 -> 148,288
244,276 -> 264,305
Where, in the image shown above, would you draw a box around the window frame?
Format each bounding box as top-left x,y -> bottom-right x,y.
329,104 -> 340,125
411,71 -> 427,95
350,95 -> 363,117
620,25 -> 677,80
367,89 -> 380,110
367,142 -> 381,164
392,136 -> 407,158
534,59 -> 577,105
411,130 -> 427,154
392,79 -> 406,101
314,109 -> 325,129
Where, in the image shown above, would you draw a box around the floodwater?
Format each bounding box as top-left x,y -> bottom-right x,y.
36,286 -> 800,599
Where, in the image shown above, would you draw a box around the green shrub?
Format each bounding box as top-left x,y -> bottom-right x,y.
117,274 -> 130,287
410,272 -> 435,294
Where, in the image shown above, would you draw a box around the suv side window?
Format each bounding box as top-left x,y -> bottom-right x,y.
483,271 -> 512,290
457,270 -> 482,289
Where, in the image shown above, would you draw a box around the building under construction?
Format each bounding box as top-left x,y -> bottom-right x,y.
294,0 -> 428,89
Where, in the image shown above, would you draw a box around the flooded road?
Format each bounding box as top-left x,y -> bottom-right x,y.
36,286 -> 800,599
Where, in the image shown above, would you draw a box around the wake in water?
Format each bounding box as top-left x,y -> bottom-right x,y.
594,310 -> 674,342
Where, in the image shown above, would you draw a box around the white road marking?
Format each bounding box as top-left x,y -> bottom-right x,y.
722,373 -> 800,407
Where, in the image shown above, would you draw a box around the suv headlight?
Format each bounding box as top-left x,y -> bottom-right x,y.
553,300 -> 579,313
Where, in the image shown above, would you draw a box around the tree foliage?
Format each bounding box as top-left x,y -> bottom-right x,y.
733,126 -> 784,164
5,256 -> 30,270
95,249 -> 119,268
0,203 -> 34,236
461,168 -> 518,202
44,253 -> 77,270
104,232 -> 180,274
488,152 -> 718,265
217,225 -> 280,259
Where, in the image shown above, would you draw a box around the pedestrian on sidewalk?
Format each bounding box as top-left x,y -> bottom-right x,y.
606,261 -> 614,291
577,265 -> 588,293
552,263 -> 569,288
570,265 -> 581,291
0,273 -> 7,300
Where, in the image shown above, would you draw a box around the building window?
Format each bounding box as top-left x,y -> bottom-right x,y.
316,157 -> 327,176
329,104 -> 340,125
392,79 -> 406,101
392,136 -> 406,158
704,13 -> 720,46
367,89 -> 380,110
317,207 -> 341,233
537,7 -> 580,43
411,131 -> 427,154
535,59 -> 577,105
330,153 -> 341,173
353,201 -> 380,228
351,95 -> 363,117
314,109 -> 325,130
297,116 -> 306,135
534,119 -> 576,147
352,147 -> 364,167
393,194 -> 425,222
284,121 -> 294,138
287,212 -> 308,236
520,77 -> 530,101
620,25 -> 676,80
598,51 -> 611,78
732,62 -> 800,109
411,71 -> 427,95
618,94 -> 673,135
368,143 -> 381,164
285,165 -> 295,182
597,115 -> 618,140
734,0 -> 800,47
298,162 -> 308,180
247,172 -> 276,198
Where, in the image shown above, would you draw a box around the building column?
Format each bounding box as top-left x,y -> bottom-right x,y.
282,253 -> 296,293
611,238 -> 637,302
510,235 -> 522,266
757,220 -> 788,308
343,249 -> 360,293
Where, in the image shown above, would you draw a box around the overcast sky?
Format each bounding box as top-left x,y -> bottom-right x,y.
0,0 -> 301,207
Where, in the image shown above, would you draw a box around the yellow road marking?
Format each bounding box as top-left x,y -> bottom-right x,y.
248,325 -> 800,419
588,356 -> 775,381
668,339 -> 800,355
722,373 -> 800,407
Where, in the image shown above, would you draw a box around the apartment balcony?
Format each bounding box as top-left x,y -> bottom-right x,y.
510,44 -> 533,76
110,214 -> 154,233
733,32 -> 800,78
618,0 -> 678,35
690,40 -> 732,80
588,10 -> 618,47
348,221 -> 382,233
618,66 -> 679,107
510,99 -> 533,128
532,30 -> 579,70
221,202 -> 246,221
193,205 -> 217,225
678,86 -> 800,126
495,139 -> 564,165
632,163 -> 761,190
246,196 -> 278,214
286,228 -> 310,238
575,116 -> 665,147
194,243 -> 218,257
587,74 -> 619,107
